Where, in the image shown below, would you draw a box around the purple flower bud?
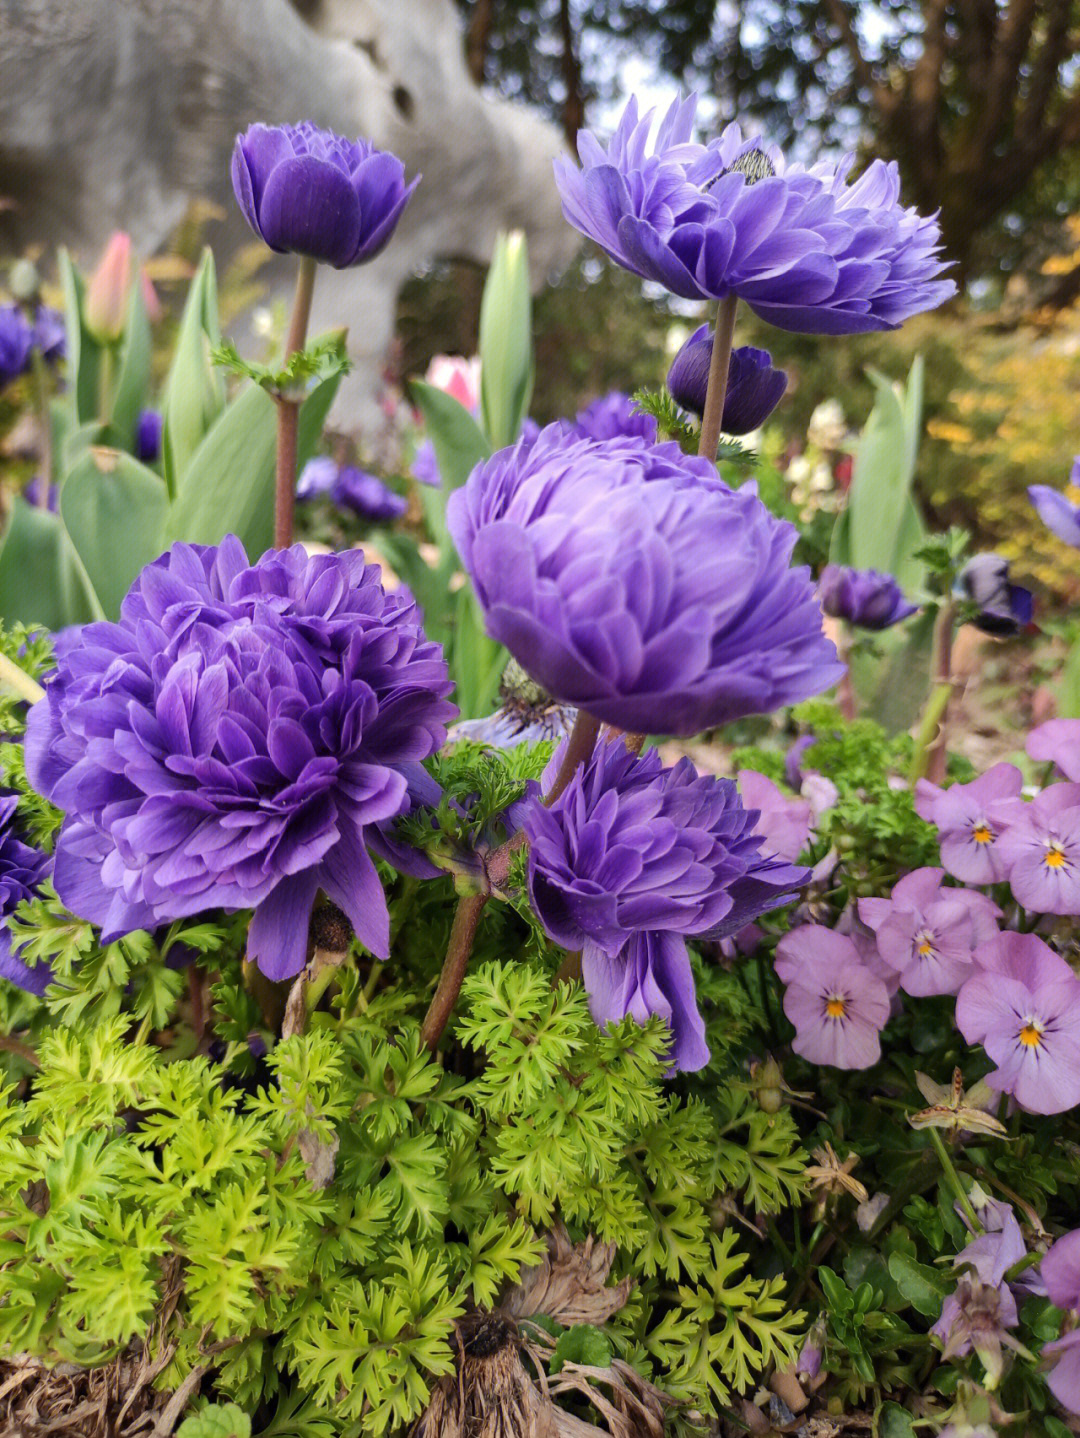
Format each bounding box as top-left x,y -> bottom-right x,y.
818,564 -> 918,630
0,304 -> 33,391
956,554 -> 1033,636
23,476 -> 58,513
231,122 -> 419,269
134,409 -> 163,464
784,734 -> 818,792
32,305 -> 66,366
296,456 -> 339,499
667,329 -> 787,434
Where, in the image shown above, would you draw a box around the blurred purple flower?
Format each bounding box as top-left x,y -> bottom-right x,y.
776,924 -> 891,1069
784,734 -> 818,792
24,537 -> 455,980
23,476 -> 58,513
955,932 -> 1080,1114
1030,460 -> 1080,547
452,702 -> 575,750
858,868 -> 1000,997
1045,1329 -> 1080,1416
134,409 -> 163,464
956,554 -> 1033,636
818,564 -> 918,630
0,304 -> 33,390
411,438 -> 441,488
297,455 -> 339,499
567,391 -> 657,444
333,466 -> 408,522
231,121 -> 419,268
914,763 -> 1024,885
32,305 -> 66,366
1043,1230 -> 1080,1313
0,794 -> 52,995
736,769 -> 814,862
448,426 -> 843,735
994,783 -> 1080,915
667,330 -> 787,433
1028,719 -> 1080,782
553,94 -> 955,330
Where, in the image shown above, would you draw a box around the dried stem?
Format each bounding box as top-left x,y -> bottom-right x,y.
697,293 -> 738,461
273,254 -> 317,549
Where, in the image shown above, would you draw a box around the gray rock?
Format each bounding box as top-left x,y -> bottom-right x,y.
0,0 -> 578,425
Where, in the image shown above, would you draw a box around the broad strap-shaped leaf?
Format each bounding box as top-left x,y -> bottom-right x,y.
58,248 -> 102,428
479,230 -> 534,450
0,497 -> 103,629
61,448 -> 170,620
410,381 -> 491,553
162,248 -> 225,498
108,278 -> 153,450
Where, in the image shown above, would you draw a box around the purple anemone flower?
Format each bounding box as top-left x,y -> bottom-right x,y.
448,426 -> 843,736
775,924 -> 891,1069
994,783 -> 1080,915
667,330 -> 787,434
231,121 -> 419,268
955,932 -> 1080,1115
956,554 -> 1033,637
32,305 -> 66,366
553,94 -> 955,331
1028,719 -> 1080,783
0,304 -> 33,390
1030,461 -> 1080,547
24,537 -> 456,980
134,409 -> 163,465
914,763 -> 1024,885
332,466 -> 408,523
297,456 -> 339,499
858,868 -> 1000,998
583,929 -> 709,1072
566,392 -> 658,444
818,564 -> 918,631
0,794 -> 52,995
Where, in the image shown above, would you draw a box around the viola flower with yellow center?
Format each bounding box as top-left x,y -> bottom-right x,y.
915,763 -> 1023,885
858,867 -> 1000,998
1028,718 -> 1080,782
1029,458 -> 1080,548
775,925 -> 890,1069
955,933 -> 1080,1114
995,783 -> 1080,915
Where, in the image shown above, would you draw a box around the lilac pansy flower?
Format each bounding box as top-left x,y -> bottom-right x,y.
775,925 -> 891,1069
858,868 -> 1000,998
955,932 -> 1080,1115
1028,718 -> 1080,783
914,763 -> 1024,885
736,769 -> 814,863
994,783 -> 1080,915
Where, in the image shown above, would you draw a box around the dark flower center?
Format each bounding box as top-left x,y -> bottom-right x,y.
725,149 -> 777,185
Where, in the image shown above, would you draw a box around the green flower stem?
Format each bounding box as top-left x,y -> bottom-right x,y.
274,255 -> 318,549
697,293 -> 738,462
30,352 -> 53,497
0,652 -> 46,706
927,1125 -> 983,1233
909,601 -> 956,784
97,343 -> 115,427
419,891 -> 488,1051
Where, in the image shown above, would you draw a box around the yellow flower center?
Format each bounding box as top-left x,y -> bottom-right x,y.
825,996 -> 847,1019
1045,844 -> 1067,870
972,823 -> 993,844
916,938 -> 935,956
1066,482 -> 1080,506
1019,1020 -> 1044,1048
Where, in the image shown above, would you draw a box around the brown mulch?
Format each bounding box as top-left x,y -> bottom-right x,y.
0,1349 -> 198,1438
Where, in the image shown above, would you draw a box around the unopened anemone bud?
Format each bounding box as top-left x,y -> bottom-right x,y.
84,232 -> 133,342
956,554 -> 1033,637
667,331 -> 787,433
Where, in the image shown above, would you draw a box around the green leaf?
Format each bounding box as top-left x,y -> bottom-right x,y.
60,448 -> 170,619
0,497 -> 103,629
549,1324 -> 614,1375
109,276 -> 152,448
451,585 -> 505,720
58,248 -> 102,426
163,369 -> 340,557
1060,635 -> 1080,717
410,382 -> 491,552
177,1403 -> 251,1438
886,1251 -> 952,1318
479,230 -> 534,449
876,1401 -> 916,1438
162,248 -> 225,497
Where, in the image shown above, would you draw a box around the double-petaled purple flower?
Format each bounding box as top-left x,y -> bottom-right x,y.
0,304 -> 33,391
1029,461 -> 1080,548
667,330 -> 787,434
955,933 -> 1080,1114
553,94 -> 954,331
524,737 -> 807,1070
774,924 -> 891,1069
914,763 -> 1024,885
994,783 -> 1080,915
0,794 -> 52,995
818,565 -> 918,631
566,392 -> 658,444
231,122 -> 419,268
1042,1230 -> 1080,1415
448,426 -> 843,736
858,868 -> 1000,997
25,537 -> 456,980
297,456 -> 407,522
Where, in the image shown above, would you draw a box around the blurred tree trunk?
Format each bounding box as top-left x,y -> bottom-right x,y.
558,0 -> 585,145
466,0 -> 495,83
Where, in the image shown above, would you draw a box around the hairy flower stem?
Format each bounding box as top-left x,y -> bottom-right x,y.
0,653 -> 45,706
273,255 -> 317,549
420,892 -> 488,1050
697,294 -> 738,461
928,1125 -> 983,1234
909,601 -> 956,784
421,712 -> 603,1048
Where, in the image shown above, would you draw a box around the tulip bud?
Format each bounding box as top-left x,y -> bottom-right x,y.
84,232 -> 133,342
667,330 -> 787,435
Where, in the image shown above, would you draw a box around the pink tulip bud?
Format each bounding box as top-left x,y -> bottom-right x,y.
84,232 -> 132,342
425,354 -> 481,414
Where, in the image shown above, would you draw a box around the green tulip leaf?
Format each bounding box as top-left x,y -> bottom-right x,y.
0,497 -> 103,630
61,448 -> 170,619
